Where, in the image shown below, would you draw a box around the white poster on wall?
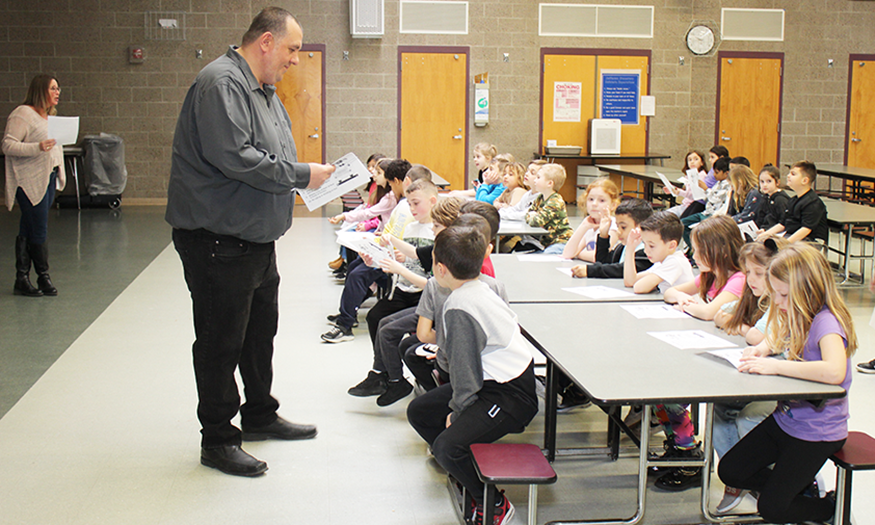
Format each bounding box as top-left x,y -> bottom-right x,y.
553,82 -> 581,122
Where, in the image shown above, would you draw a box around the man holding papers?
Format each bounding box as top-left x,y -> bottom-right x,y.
166,7 -> 334,477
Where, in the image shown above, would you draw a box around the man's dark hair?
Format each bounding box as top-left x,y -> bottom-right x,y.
242,7 -> 297,46
458,200 -> 499,240
614,198 -> 653,225
713,156 -> 731,173
639,210 -> 683,243
434,225 -> 486,280
384,159 -> 413,182
730,156 -> 750,167
406,164 -> 433,183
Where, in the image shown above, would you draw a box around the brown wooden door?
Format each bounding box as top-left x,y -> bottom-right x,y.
275,47 -> 324,164
846,56 -> 875,169
716,54 -> 783,172
400,49 -> 468,190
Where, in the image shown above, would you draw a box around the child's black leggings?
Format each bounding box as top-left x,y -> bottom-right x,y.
718,414 -> 844,524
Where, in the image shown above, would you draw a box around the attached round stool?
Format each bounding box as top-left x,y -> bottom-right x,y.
830,431 -> 875,525
470,443 -> 557,525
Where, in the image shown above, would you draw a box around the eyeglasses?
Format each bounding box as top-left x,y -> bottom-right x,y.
49,86 -> 61,93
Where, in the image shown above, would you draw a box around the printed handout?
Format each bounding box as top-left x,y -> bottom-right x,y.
620,304 -> 689,319
562,285 -> 635,299
47,116 -> 79,146
647,329 -> 738,350
298,152 -> 371,211
335,231 -> 394,266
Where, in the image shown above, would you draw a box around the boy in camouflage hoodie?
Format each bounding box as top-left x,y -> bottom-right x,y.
525,163 -> 573,254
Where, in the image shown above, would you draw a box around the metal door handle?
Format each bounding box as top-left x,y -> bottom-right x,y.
721,136 -> 731,141
453,135 -> 463,140
851,138 -> 861,143
309,134 -> 319,138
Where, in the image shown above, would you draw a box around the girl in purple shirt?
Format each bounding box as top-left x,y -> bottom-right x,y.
720,243 -> 857,524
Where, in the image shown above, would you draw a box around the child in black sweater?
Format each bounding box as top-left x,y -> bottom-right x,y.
571,198 -> 654,279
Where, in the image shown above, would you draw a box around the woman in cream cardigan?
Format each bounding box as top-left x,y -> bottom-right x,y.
2,74 -> 66,296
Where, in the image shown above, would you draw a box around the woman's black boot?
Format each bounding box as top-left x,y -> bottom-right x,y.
29,242 -> 57,296
14,236 -> 42,297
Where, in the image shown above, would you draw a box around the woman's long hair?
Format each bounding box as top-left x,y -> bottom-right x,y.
24,74 -> 58,116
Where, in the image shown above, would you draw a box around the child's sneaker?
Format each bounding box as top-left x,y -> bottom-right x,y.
470,491 -> 515,525
347,370 -> 387,396
715,485 -> 747,514
376,378 -> 413,406
856,358 -> 875,374
321,325 -> 353,343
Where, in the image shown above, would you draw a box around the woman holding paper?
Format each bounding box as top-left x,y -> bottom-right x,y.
2,74 -> 66,296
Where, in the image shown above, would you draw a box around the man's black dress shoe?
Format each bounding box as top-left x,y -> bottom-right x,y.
200,445 -> 267,477
242,416 -> 318,441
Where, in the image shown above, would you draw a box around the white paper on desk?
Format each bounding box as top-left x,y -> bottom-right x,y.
738,221 -> 759,239
647,330 -> 738,350
516,254 -> 566,262
298,152 -> 371,211
335,231 -> 394,266
620,304 -> 689,319
705,348 -> 744,369
562,285 -> 635,299
656,171 -> 678,196
47,116 -> 79,146
686,169 -> 706,200
555,267 -> 575,277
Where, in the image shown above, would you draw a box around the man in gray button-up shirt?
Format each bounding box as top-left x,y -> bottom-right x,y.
167,7 -> 334,477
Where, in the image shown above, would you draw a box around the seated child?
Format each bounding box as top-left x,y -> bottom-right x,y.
653,215 -> 746,492
321,161 -> 428,343
563,177 -> 620,262
450,156 -> 508,204
346,195 -> 463,405
525,163 -> 573,255
752,165 -> 790,231
726,165 -> 764,225
493,162 -> 527,209
407,221 -> 538,525
361,180 -> 438,346
570,198 -> 653,278
680,156 -> 732,252
666,149 -> 709,217
498,159 -> 544,252
623,211 -> 694,294
757,160 -> 828,244
710,238 -> 782,514
721,243 -> 856,525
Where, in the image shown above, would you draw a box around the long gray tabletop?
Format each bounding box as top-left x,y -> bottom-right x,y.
596,164 -> 683,201
515,301 -> 845,525
491,254 -> 663,303
816,164 -> 875,200
823,198 -> 875,284
514,301 -> 845,406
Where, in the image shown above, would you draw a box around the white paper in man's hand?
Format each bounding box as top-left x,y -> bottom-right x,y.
298,152 -> 371,211
47,116 -> 79,146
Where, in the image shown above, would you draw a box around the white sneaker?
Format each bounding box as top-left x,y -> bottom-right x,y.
715,486 -> 747,514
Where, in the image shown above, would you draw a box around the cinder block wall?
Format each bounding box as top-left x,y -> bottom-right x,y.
1,0 -> 873,201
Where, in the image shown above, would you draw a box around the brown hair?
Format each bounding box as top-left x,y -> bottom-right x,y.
242,7 -> 297,46
430,196 -> 463,227
24,74 -> 58,116
690,215 -> 743,302
683,150 -> 708,174
405,179 -> 438,198
577,176 -> 620,210
459,200 -> 500,240
722,238 -> 784,334
728,165 -> 759,211
639,211 -> 683,244
495,162 -> 527,204
434,223 -> 487,280
791,160 -> 817,184
759,165 -> 782,186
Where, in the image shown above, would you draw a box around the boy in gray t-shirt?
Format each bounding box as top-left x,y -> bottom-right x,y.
407,219 -> 538,525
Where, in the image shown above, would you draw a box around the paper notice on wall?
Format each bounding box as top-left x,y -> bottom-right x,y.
553,82 -> 581,122
298,152 -> 371,211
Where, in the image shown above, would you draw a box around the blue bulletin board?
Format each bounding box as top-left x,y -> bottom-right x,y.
600,70 -> 640,125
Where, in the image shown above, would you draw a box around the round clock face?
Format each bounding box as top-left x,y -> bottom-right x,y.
687,25 -> 715,55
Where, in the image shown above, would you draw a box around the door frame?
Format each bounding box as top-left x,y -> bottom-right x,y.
714,51 -> 784,165
539,48 -> 652,155
397,46 -> 470,183
843,53 -> 875,165
299,43 -> 326,163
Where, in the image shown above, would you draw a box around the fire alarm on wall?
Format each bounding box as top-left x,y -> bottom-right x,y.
128,46 -> 145,64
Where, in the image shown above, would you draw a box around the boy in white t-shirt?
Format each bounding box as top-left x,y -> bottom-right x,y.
624,211 -> 694,294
